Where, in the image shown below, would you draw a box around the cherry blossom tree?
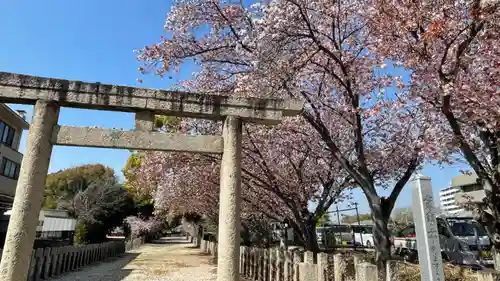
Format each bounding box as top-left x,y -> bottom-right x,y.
137,151 -> 221,223
132,117 -> 352,252
240,118 -> 353,251
124,216 -> 164,238
368,0 -> 500,266
135,0 -> 444,267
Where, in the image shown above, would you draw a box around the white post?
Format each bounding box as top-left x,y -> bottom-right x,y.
411,174 -> 445,281
216,116 -> 242,281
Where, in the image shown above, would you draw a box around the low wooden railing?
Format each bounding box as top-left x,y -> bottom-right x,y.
0,236 -> 146,281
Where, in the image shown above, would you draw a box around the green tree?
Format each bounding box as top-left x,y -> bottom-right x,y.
74,222 -> 87,245
44,164 -> 116,210
73,180 -> 136,243
44,164 -> 136,243
122,154 -> 150,199
342,213 -> 372,224
390,208 -> 413,225
153,115 -> 181,131
316,212 -> 331,227
121,153 -> 155,218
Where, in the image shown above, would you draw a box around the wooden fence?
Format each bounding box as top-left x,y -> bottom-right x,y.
0,236 -> 145,281
199,239 -> 499,281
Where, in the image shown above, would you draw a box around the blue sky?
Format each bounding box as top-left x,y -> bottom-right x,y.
0,0 -> 470,215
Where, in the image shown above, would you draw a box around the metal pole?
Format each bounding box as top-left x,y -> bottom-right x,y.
354,203 -> 364,246
325,228 -> 329,250
336,205 -> 341,225
335,205 -> 342,245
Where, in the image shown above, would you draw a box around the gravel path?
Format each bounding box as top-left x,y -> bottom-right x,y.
49,237 -> 217,281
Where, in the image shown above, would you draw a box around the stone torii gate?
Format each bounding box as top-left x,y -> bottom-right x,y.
0,72 -> 303,281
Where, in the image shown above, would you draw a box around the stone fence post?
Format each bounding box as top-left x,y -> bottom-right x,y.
254,248 -> 260,280
385,260 -> 397,281
201,240 -> 206,253
259,249 -> 266,281
317,253 -> 328,281
284,250 -> 292,281
356,263 -> 378,281
333,253 -> 343,281
293,251 -> 301,281
477,272 -> 495,281
263,249 -> 270,281
239,246 -> 246,275
250,248 -> 255,278
298,252 -> 316,281
211,242 -> 218,257
268,248 -> 275,281
275,248 -> 282,281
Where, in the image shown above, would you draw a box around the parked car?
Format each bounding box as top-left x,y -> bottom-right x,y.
444,217 -> 491,250
392,217 -> 480,268
317,224 -> 375,248
352,225 -> 374,247
443,216 -> 493,266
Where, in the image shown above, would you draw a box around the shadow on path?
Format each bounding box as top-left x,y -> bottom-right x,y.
49,236 -> 218,281
150,235 -> 192,245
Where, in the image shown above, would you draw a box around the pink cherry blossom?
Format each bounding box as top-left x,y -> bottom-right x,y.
125,216 -> 164,238
132,117 -> 353,252
135,0 -> 449,267
368,0 -> 500,259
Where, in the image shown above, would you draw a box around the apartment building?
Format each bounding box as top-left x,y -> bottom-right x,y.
452,173 -> 486,206
439,173 -> 484,216
439,186 -> 464,214
0,104 -> 29,213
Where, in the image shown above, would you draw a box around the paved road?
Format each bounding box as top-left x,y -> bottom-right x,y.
49,237 -> 217,281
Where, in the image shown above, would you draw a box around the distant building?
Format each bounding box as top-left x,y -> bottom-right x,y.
0,104 -> 29,213
452,173 -> 485,204
355,220 -> 374,225
34,210 -> 77,240
439,174 -> 484,216
439,186 -> 464,214
1,209 -> 77,248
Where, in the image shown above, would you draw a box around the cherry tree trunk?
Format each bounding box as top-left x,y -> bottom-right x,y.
481,212 -> 500,270
475,179 -> 500,271
301,223 -> 320,254
371,206 -> 391,276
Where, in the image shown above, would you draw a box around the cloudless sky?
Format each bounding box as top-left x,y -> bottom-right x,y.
0,0 -> 470,215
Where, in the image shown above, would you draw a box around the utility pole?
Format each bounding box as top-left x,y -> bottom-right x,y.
353,202 -> 363,246
335,205 -> 341,225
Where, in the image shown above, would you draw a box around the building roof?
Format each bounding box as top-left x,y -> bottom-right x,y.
0,103 -> 29,129
4,209 -> 72,219
42,216 -> 77,232
451,174 -> 478,188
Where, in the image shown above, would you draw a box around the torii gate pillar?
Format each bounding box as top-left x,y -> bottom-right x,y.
0,100 -> 60,280
217,116 -> 243,281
